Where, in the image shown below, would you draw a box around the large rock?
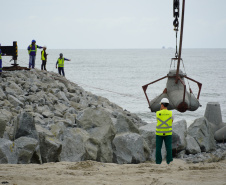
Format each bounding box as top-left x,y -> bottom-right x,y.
172,131 -> 181,151
14,137 -> 39,164
8,95 -> 23,107
185,134 -> 201,154
77,107 -> 116,162
112,133 -> 147,164
54,103 -> 68,114
15,112 -> 39,140
36,125 -> 62,163
8,81 -> 23,95
0,109 -> 13,121
172,120 -> 187,151
0,114 -> 8,138
139,123 -> 160,161
56,91 -> 69,103
63,112 -> 76,126
188,117 -> 216,152
60,128 -> 99,162
50,122 -> 67,140
114,113 -> 139,134
42,111 -> 54,118
0,88 -> 6,100
4,118 -> 17,141
214,126 -> 226,142
138,122 -> 183,161
0,138 -> 17,164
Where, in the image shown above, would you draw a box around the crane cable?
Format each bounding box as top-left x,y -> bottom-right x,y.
173,0 -> 180,58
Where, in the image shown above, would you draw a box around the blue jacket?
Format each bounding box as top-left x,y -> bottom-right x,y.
27,44 -> 42,56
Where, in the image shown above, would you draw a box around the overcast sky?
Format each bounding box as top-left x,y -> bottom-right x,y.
1,0 -> 226,49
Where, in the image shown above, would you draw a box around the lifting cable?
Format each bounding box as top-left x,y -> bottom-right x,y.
173,0 -> 193,97
170,0 -> 180,69
173,0 -> 180,58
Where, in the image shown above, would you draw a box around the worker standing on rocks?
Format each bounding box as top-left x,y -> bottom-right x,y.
41,46 -> 48,71
27,40 -> 43,69
56,53 -> 71,76
0,43 -> 6,75
155,98 -> 173,165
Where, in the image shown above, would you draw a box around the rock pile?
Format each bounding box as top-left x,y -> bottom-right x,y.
0,69 -> 147,164
0,69 -> 225,164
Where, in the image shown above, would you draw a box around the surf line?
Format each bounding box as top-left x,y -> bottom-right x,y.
72,80 -> 144,100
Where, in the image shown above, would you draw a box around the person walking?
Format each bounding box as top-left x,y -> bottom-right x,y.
56,53 -> 71,76
155,98 -> 173,165
27,40 -> 42,69
0,43 -> 5,75
41,46 -> 48,70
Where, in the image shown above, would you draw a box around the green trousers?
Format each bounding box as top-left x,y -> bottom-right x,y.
156,135 -> 173,164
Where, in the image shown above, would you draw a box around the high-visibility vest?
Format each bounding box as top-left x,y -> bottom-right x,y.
58,58 -> 64,67
0,50 -> 2,71
156,109 -> 173,136
41,50 -> 45,60
28,44 -> 37,54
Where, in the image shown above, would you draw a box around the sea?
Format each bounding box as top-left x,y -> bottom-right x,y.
4,48 -> 226,126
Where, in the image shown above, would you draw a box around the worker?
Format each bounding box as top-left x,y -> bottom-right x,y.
56,53 -> 71,76
41,46 -> 48,70
27,40 -> 42,69
0,43 -> 5,75
155,98 -> 173,165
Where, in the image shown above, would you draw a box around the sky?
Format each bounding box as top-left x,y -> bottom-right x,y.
1,0 -> 226,49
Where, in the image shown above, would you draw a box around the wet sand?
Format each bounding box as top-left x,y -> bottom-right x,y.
0,159 -> 225,185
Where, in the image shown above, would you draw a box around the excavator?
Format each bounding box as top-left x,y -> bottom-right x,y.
142,0 -> 202,113
0,41 -> 29,71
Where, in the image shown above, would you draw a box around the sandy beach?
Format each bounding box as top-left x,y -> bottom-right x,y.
0,159 -> 225,185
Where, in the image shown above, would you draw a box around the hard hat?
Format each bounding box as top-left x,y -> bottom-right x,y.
32,40 -> 36,43
160,98 -> 169,104
59,53 -> 63,56
43,45 -> 47,48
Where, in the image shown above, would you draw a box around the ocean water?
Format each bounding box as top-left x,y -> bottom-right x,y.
4,49 -> 226,125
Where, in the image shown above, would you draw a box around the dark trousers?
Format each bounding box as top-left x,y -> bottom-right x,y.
156,135 -> 173,164
58,67 -> 65,76
41,60 -> 46,70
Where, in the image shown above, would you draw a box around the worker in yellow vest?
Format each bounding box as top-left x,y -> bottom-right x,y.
56,53 -> 71,76
41,46 -> 48,70
156,98 -> 173,164
27,40 -> 43,69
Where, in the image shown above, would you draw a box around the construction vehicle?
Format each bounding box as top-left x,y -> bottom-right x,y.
0,41 -> 29,71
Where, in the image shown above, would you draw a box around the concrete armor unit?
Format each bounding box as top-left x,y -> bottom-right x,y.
149,69 -> 200,112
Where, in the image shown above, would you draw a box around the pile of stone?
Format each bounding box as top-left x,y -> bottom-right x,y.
178,102 -> 226,163
0,69 -> 225,164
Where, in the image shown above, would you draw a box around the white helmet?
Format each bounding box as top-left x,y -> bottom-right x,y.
160,98 -> 169,104
43,45 -> 47,48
